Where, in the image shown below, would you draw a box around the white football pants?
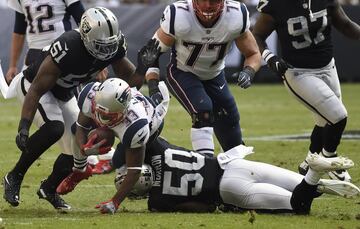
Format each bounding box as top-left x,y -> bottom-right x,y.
16,74 -> 79,155
284,58 -> 347,126
219,158 -> 303,210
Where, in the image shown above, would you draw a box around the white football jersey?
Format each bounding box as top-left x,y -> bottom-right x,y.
79,82 -> 163,149
161,0 -> 250,80
7,0 -> 79,49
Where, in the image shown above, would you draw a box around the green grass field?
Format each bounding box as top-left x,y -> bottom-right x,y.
0,83 -> 359,229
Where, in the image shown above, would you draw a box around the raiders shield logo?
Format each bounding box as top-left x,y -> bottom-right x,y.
81,19 -> 92,34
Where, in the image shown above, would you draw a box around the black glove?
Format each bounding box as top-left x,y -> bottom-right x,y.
234,66 -> 256,89
16,118 -> 31,152
267,55 -> 288,77
136,39 -> 161,75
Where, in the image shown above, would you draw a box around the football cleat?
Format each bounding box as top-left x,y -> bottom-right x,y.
2,173 -> 23,207
328,169 -> 351,182
317,179 -> 360,198
37,180 -> 71,210
306,153 -> 354,173
92,159 -> 114,175
298,151 -> 313,175
56,165 -> 92,195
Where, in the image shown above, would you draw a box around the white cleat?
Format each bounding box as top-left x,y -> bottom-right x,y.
328,169 -> 352,182
317,179 -> 360,198
306,154 -> 354,172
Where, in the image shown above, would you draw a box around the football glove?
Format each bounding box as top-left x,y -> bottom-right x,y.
267,55 -> 288,77
95,199 -> 119,214
136,39 -> 161,75
16,118 -> 31,152
234,66 -> 256,89
81,134 -> 111,156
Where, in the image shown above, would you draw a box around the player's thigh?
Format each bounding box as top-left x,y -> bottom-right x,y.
16,75 -> 63,128
166,66 -> 212,113
58,97 -> 80,155
284,70 -> 347,124
220,166 -> 293,209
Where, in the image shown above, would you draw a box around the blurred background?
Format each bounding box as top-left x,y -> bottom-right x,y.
0,0 -> 359,82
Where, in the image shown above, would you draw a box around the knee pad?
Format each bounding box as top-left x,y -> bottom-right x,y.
191,112 -> 214,128
44,120 -> 65,141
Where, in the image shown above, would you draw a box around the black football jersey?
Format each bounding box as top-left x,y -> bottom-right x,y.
145,138 -> 223,212
23,30 -> 127,101
257,0 -> 335,68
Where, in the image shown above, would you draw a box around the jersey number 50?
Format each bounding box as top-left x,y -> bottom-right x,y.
162,149 -> 205,196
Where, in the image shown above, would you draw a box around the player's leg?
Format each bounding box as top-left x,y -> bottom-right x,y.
166,65 -> 214,156
204,71 -> 242,151
56,98 -> 92,195
284,60 -> 350,180
3,76 -> 64,206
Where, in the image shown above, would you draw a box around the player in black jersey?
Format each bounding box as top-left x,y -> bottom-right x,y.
252,0 -> 360,181
118,137 -> 359,214
3,7 -> 160,210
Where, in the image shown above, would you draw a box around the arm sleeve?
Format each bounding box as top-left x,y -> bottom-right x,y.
66,1 -> 85,25
160,5 -> 176,36
14,11 -> 27,34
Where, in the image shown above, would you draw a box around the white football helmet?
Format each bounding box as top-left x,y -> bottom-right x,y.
92,78 -> 131,127
114,164 -> 153,199
80,7 -> 121,60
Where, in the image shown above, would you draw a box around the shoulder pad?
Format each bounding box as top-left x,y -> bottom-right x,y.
7,0 -> 22,13
224,2 -> 250,34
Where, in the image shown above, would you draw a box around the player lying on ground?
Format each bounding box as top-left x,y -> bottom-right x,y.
56,76 -> 170,214
116,137 -> 359,214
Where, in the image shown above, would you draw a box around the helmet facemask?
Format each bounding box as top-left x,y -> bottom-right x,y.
92,78 -> 131,128
193,0 -> 224,24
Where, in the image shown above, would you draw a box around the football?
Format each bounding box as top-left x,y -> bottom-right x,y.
88,127 -> 115,147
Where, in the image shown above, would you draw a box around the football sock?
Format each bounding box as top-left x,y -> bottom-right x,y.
74,158 -> 88,171
12,121 -> 64,176
191,127 -> 214,156
323,117 -> 346,153
304,168 -> 322,185
309,125 -> 323,153
290,179 -> 317,214
42,153 -> 73,193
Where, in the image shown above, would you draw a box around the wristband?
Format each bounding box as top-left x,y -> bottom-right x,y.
262,49 -> 275,62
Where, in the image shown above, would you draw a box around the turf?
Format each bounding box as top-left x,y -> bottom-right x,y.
0,83 -> 359,229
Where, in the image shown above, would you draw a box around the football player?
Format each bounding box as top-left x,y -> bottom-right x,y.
3,7 -> 160,210
56,76 -> 169,214
252,0 -> 360,181
124,137 -> 359,214
151,0 -> 261,156
5,0 -> 85,84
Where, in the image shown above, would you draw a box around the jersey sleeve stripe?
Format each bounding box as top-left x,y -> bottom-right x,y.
240,3 -> 248,34
122,119 -> 148,147
169,4 -> 176,36
77,82 -> 95,109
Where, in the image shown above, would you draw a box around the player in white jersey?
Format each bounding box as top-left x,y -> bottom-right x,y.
6,0 -> 85,83
152,0 -> 261,156
56,77 -> 169,214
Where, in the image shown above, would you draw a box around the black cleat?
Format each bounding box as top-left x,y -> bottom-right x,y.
37,180 -> 71,211
3,173 -> 23,207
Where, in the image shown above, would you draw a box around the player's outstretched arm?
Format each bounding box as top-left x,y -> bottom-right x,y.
96,147 -> 145,214
330,1 -> 360,40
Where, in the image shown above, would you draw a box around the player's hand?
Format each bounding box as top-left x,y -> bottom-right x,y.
234,66 -> 256,89
16,129 -> 29,152
267,55 -> 288,77
16,118 -> 31,152
6,67 -> 17,84
81,134 -> 111,156
95,199 -> 119,214
96,68 -> 108,82
136,39 -> 161,75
